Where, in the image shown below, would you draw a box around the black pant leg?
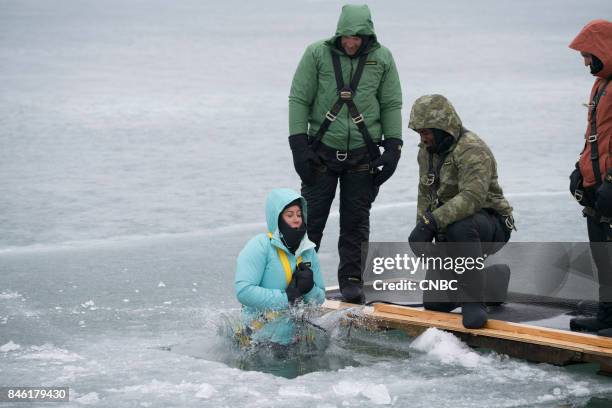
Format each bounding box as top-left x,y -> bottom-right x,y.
587,216 -> 612,322
445,211 -> 506,303
422,259 -> 459,309
301,168 -> 338,251
337,168 -> 377,291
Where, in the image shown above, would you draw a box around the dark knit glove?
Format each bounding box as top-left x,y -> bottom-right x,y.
409,212 -> 438,243
371,138 -> 402,186
289,133 -> 320,185
569,163 -> 586,206
286,276 -> 302,304
294,262 -> 314,294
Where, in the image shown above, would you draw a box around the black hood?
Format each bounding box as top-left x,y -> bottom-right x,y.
278,199 -> 306,254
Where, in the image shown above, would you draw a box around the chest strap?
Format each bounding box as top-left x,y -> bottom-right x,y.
268,232 -> 302,285
309,51 -> 381,164
424,132 -> 463,210
587,78 -> 611,187
425,150 -> 451,210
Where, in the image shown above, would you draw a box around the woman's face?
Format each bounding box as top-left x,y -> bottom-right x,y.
281,205 -> 303,229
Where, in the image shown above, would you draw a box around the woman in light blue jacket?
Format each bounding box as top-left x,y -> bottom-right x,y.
235,188 -> 326,346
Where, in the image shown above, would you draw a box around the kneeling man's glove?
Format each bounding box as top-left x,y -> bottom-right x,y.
595,169 -> 612,217
289,133 -> 320,185
409,212 -> 438,243
371,138 -> 402,186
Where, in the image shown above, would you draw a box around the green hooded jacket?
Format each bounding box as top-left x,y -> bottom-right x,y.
408,94 -> 513,230
288,5 -> 402,151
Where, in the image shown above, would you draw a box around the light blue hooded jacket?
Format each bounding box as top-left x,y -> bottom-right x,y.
235,188 -> 326,344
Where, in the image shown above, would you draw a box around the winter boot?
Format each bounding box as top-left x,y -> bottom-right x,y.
570,317 -> 612,333
462,303 -> 488,329
576,300 -> 599,316
597,328 -> 612,338
340,277 -> 365,305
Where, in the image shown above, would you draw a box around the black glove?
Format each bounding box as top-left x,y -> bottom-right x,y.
294,262 -> 315,294
371,138 -> 402,186
409,212 -> 438,243
569,162 -> 585,206
289,133 -> 320,185
286,277 -> 302,304
596,169 -> 612,217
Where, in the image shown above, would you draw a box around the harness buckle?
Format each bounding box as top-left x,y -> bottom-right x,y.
574,189 -> 584,203
424,173 -> 435,186
588,134 -> 598,142
336,151 -> 348,161
352,114 -> 364,124
340,90 -> 353,100
325,111 -> 337,122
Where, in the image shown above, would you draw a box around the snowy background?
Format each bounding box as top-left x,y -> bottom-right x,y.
2,0 -> 612,406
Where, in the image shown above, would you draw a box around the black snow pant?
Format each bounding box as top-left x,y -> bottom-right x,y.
587,215 -> 612,324
301,145 -> 378,300
424,210 -> 511,312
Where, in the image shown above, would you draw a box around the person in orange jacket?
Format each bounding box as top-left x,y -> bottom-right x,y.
567,19 -> 612,337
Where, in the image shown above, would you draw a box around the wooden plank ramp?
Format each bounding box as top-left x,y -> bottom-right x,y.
322,299 -> 612,375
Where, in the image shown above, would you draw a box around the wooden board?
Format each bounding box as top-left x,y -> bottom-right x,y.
322,299 -> 612,373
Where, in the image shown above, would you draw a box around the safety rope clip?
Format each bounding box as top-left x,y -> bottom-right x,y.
352,114 -> 364,124
424,173 -> 435,186
504,215 -> 516,230
325,111 -> 337,122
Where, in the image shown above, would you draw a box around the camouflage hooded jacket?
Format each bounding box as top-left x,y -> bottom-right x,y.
409,94 -> 513,230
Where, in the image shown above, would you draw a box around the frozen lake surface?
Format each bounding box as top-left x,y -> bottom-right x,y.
4,234 -> 612,407
2,0 -> 612,406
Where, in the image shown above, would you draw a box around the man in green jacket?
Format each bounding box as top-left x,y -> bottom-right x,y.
408,94 -> 515,328
288,4 -> 403,303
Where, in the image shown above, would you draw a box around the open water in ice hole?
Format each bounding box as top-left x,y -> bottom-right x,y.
169,307 -> 414,379
165,307 -> 612,408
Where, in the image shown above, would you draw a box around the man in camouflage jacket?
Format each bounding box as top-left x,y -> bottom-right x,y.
408,94 -> 514,329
